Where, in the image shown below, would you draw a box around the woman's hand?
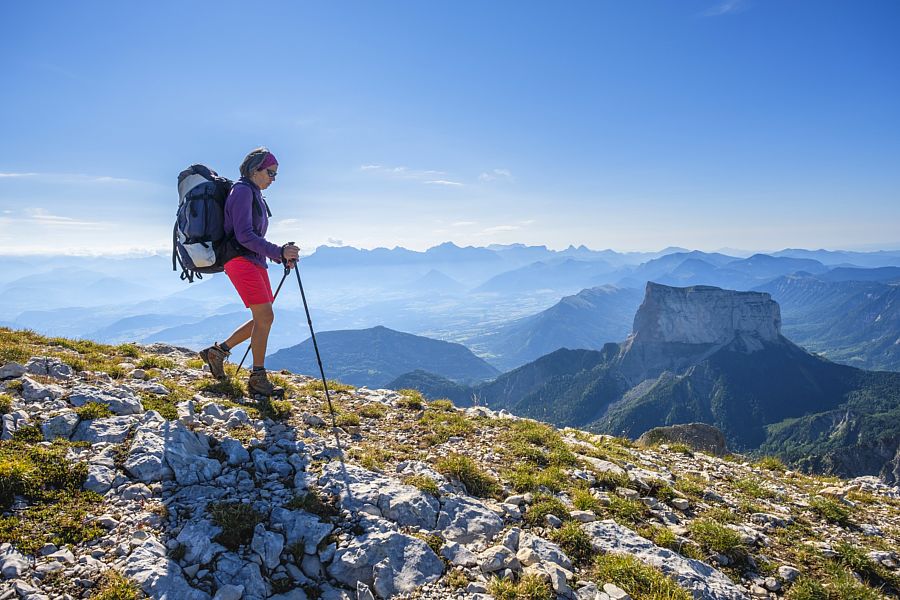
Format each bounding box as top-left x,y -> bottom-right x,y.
281,243 -> 300,268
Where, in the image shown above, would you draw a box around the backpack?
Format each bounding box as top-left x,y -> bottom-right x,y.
172,164 -> 258,282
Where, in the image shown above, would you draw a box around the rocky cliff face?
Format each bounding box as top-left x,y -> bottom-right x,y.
619,283 -> 783,383
1,330 -> 899,600
631,283 -> 781,346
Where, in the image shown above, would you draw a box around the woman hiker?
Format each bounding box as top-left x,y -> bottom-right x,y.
199,147 -> 300,396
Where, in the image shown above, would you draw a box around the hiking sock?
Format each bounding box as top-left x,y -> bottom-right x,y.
218,342 -> 231,352
252,366 -> 265,372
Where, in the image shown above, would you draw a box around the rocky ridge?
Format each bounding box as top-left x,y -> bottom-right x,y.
0,330 -> 898,600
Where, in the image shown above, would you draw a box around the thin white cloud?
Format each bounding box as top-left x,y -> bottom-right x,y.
483,225 -> 521,233
327,238 -> 344,245
0,172 -> 154,185
425,180 -> 464,187
452,221 -> 477,227
358,164 -> 449,182
18,208 -> 108,229
479,169 -> 515,182
273,218 -> 302,226
701,0 -> 747,17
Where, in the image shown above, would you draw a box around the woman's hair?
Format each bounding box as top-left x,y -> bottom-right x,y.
239,147 -> 272,178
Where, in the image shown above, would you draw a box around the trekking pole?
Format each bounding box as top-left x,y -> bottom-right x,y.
234,264 -> 291,375
289,250 -> 343,448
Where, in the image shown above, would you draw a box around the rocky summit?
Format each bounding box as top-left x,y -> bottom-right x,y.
1,328 -> 900,600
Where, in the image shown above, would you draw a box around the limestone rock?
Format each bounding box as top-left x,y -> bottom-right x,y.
251,523 -> 284,571
582,520 -> 748,600
0,362 -> 26,379
327,530 -> 443,598
637,423 -> 729,456
21,376 -> 64,402
436,494 -> 504,545
270,508 -> 334,555
25,357 -> 73,379
71,415 -> 136,444
123,537 -> 210,600
318,461 -> 439,530
175,520 -> 226,565
69,384 -> 144,415
41,410 -> 79,440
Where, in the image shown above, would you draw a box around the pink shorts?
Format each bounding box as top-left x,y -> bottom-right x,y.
224,257 -> 274,307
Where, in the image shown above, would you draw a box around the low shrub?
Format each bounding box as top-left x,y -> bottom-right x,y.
75,401 -> 112,420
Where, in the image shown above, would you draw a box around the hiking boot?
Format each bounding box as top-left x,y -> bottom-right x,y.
199,343 -> 229,380
248,369 -> 285,398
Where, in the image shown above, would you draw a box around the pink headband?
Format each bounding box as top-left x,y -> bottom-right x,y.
257,153 -> 278,171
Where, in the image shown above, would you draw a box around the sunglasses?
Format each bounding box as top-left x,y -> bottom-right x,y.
265,169 -> 278,178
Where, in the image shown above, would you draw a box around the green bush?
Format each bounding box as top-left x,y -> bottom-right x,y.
607,495 -> 649,524
834,541 -> 900,593
75,401 -> 113,420
136,356 -> 176,370
0,394 -> 12,415
397,389 -> 425,409
11,425 -> 42,443
435,454 -> 499,498
90,570 -> 141,600
358,403 -> 387,419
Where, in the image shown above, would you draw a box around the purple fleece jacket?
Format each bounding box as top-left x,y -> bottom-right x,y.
223,178 -> 283,268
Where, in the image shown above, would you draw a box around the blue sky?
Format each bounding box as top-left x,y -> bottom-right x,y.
1,0 -> 898,254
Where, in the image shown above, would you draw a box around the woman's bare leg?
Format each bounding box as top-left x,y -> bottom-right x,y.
247,302 -> 275,368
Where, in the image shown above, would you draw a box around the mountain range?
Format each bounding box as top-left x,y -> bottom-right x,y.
266,325 -> 500,388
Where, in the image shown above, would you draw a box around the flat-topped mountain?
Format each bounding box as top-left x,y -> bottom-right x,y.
630,283 -> 781,347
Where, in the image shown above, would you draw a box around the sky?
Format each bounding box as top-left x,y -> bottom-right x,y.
1,0 -> 898,255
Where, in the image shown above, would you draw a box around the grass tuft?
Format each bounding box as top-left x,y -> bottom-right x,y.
285,490 -> 341,518
488,574 -> 554,600
808,496 -> 853,528
524,494 -> 571,526
396,389 -> 424,410
208,502 -> 265,550
435,453 -> 500,499
547,520 -> 594,565
402,474 -> 441,497
593,553 -> 692,600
